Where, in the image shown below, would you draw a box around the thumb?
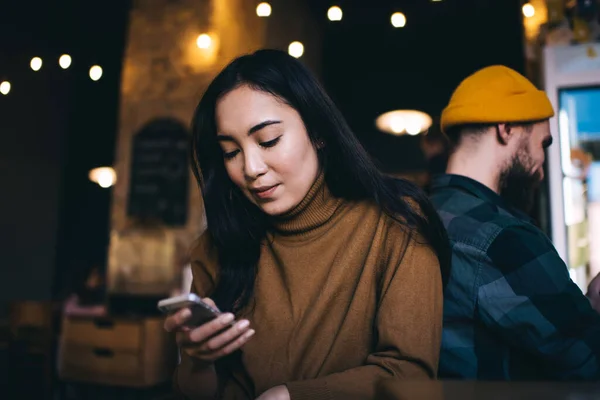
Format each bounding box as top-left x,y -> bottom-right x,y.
202,297 -> 220,311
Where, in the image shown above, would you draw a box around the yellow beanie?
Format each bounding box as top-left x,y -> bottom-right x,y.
440,65 -> 554,133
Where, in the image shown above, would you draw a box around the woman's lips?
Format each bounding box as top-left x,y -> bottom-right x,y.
251,184 -> 279,200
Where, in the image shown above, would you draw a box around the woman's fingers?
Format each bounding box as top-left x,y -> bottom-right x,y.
165,297 -> 255,362
183,325 -> 256,360
202,297 -> 219,310
180,312 -> 235,345
213,327 -> 255,357
164,307 -> 191,332
202,319 -> 251,351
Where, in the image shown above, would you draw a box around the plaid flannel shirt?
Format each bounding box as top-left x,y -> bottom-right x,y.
430,174 -> 600,380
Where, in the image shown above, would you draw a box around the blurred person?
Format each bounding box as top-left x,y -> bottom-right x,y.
431,65 -> 600,380
164,49 -> 451,400
62,265 -> 106,317
420,126 -> 450,194
421,126 -> 450,178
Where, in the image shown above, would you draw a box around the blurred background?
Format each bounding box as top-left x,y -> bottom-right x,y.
2,0 -> 600,398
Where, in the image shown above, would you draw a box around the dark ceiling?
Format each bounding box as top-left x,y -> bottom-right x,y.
312,0 -> 526,171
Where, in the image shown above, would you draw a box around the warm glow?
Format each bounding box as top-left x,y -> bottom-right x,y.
89,65 -> 103,81
0,81 -> 10,95
196,33 -> 212,49
389,115 -> 405,134
391,12 -> 407,28
375,110 -> 432,136
256,2 -> 271,17
59,54 -> 72,69
406,120 -> 423,135
30,57 -> 42,71
89,167 -> 117,188
522,3 -> 535,18
327,6 -> 343,21
288,41 -> 304,58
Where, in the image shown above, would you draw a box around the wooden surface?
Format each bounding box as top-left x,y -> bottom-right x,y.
376,380 -> 600,400
59,315 -> 177,388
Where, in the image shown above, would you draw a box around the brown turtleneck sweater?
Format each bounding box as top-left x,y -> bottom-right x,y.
176,174 -> 443,399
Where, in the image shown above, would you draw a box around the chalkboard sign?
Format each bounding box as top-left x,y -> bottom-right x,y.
127,118 -> 190,226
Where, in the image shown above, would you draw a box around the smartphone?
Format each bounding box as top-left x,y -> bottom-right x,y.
157,293 -> 221,327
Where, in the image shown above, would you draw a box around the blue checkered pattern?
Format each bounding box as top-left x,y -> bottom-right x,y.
431,174 -> 600,380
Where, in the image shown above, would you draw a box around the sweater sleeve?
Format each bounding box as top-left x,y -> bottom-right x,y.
188,230 -> 219,298
173,230 -> 221,398
285,231 -> 444,400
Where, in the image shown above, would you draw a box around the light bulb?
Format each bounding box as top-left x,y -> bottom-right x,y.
0,81 -> 11,95
89,65 -> 103,81
375,110 -> 432,136
391,12 -> 406,28
288,41 -> 304,58
89,167 -> 117,188
522,3 -> 535,18
256,2 -> 272,17
327,6 -> 343,21
196,34 -> 212,49
390,116 -> 405,134
59,54 -> 72,69
30,57 -> 42,71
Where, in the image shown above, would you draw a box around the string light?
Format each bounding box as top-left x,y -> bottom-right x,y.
89,65 -> 103,81
288,41 -> 304,58
30,57 -> 42,71
59,54 -> 72,69
256,2 -> 271,17
2,6 -> 458,89
196,33 -> 212,49
391,12 -> 407,28
0,81 -> 10,95
522,3 -> 535,18
327,6 -> 343,21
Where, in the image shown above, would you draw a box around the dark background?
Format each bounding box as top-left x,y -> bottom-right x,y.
0,0 -> 131,308
0,0 -> 525,309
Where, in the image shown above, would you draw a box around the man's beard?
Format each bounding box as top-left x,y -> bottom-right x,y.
499,153 -> 541,214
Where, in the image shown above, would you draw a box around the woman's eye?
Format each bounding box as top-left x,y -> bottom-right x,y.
223,149 -> 240,160
260,136 -> 281,148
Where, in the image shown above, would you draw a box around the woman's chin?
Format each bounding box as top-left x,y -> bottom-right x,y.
257,200 -> 295,217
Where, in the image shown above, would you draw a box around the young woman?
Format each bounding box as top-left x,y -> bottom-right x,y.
164,49 -> 451,400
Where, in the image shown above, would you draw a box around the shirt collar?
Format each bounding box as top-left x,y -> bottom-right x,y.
431,174 -> 534,223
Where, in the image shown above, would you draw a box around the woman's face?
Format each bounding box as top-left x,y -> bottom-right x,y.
215,85 -> 320,216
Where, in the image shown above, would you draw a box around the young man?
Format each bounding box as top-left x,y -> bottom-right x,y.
432,65 -> 600,380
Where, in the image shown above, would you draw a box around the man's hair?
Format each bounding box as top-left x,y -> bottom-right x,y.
446,121 -> 539,147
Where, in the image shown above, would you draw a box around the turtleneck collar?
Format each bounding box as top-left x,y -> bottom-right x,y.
270,172 -> 345,235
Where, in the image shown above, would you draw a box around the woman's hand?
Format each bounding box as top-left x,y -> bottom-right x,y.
164,297 -> 255,364
256,385 -> 290,400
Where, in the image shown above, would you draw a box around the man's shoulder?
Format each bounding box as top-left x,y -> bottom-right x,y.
431,185 -> 530,251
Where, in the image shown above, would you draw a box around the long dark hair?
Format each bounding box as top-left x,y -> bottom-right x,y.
191,49 -> 451,313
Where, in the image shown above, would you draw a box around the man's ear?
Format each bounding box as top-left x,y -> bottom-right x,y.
496,123 -> 511,146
